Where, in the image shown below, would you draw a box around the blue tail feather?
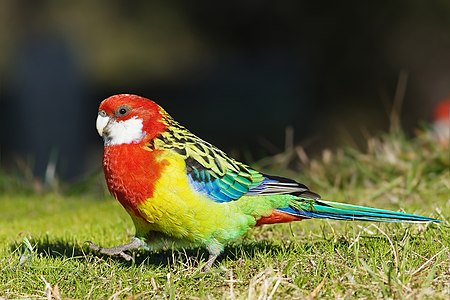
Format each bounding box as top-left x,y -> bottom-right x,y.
278,198 -> 439,223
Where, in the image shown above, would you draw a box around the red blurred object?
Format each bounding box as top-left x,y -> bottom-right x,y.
433,99 -> 450,122
432,99 -> 450,147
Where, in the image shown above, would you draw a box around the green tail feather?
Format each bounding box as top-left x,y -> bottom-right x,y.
282,198 -> 439,223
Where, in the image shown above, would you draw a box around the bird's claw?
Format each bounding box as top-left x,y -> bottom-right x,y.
85,240 -> 135,262
117,251 -> 133,261
85,241 -> 100,252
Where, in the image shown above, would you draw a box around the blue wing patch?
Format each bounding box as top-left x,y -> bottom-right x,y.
187,167 -> 259,202
186,155 -> 319,203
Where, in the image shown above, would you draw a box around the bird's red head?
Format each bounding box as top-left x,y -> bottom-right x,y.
97,94 -> 167,146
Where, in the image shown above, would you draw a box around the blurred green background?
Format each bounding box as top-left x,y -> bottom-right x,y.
1,0 -> 450,183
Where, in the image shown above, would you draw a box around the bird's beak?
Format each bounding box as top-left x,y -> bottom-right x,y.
96,114 -> 110,137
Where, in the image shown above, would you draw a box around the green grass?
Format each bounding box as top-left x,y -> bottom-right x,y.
0,132 -> 448,299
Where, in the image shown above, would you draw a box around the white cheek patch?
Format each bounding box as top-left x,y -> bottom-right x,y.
104,117 -> 146,145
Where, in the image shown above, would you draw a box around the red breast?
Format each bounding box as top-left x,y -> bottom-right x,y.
103,144 -> 168,215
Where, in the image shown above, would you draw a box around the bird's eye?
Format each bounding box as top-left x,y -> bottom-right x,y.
115,106 -> 130,117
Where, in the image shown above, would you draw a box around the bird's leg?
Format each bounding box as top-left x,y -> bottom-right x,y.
202,253 -> 219,271
202,240 -> 223,271
86,237 -> 143,261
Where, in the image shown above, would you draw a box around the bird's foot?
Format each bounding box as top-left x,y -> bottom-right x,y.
86,237 -> 143,261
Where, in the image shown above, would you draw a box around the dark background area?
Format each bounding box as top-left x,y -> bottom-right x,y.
1,0 -> 450,184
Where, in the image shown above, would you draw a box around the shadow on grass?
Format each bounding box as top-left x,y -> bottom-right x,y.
9,236 -> 288,269
10,231 -> 419,269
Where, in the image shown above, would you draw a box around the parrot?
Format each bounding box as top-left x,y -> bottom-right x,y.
89,94 -> 438,270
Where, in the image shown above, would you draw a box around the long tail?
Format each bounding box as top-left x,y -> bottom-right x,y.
277,198 -> 439,223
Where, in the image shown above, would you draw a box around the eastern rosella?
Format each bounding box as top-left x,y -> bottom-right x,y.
89,94 -> 438,270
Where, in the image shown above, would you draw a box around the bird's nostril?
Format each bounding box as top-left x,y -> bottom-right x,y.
99,110 -> 107,117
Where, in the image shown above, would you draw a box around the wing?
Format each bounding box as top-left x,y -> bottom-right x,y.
150,118 -> 319,202
185,152 -> 321,202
